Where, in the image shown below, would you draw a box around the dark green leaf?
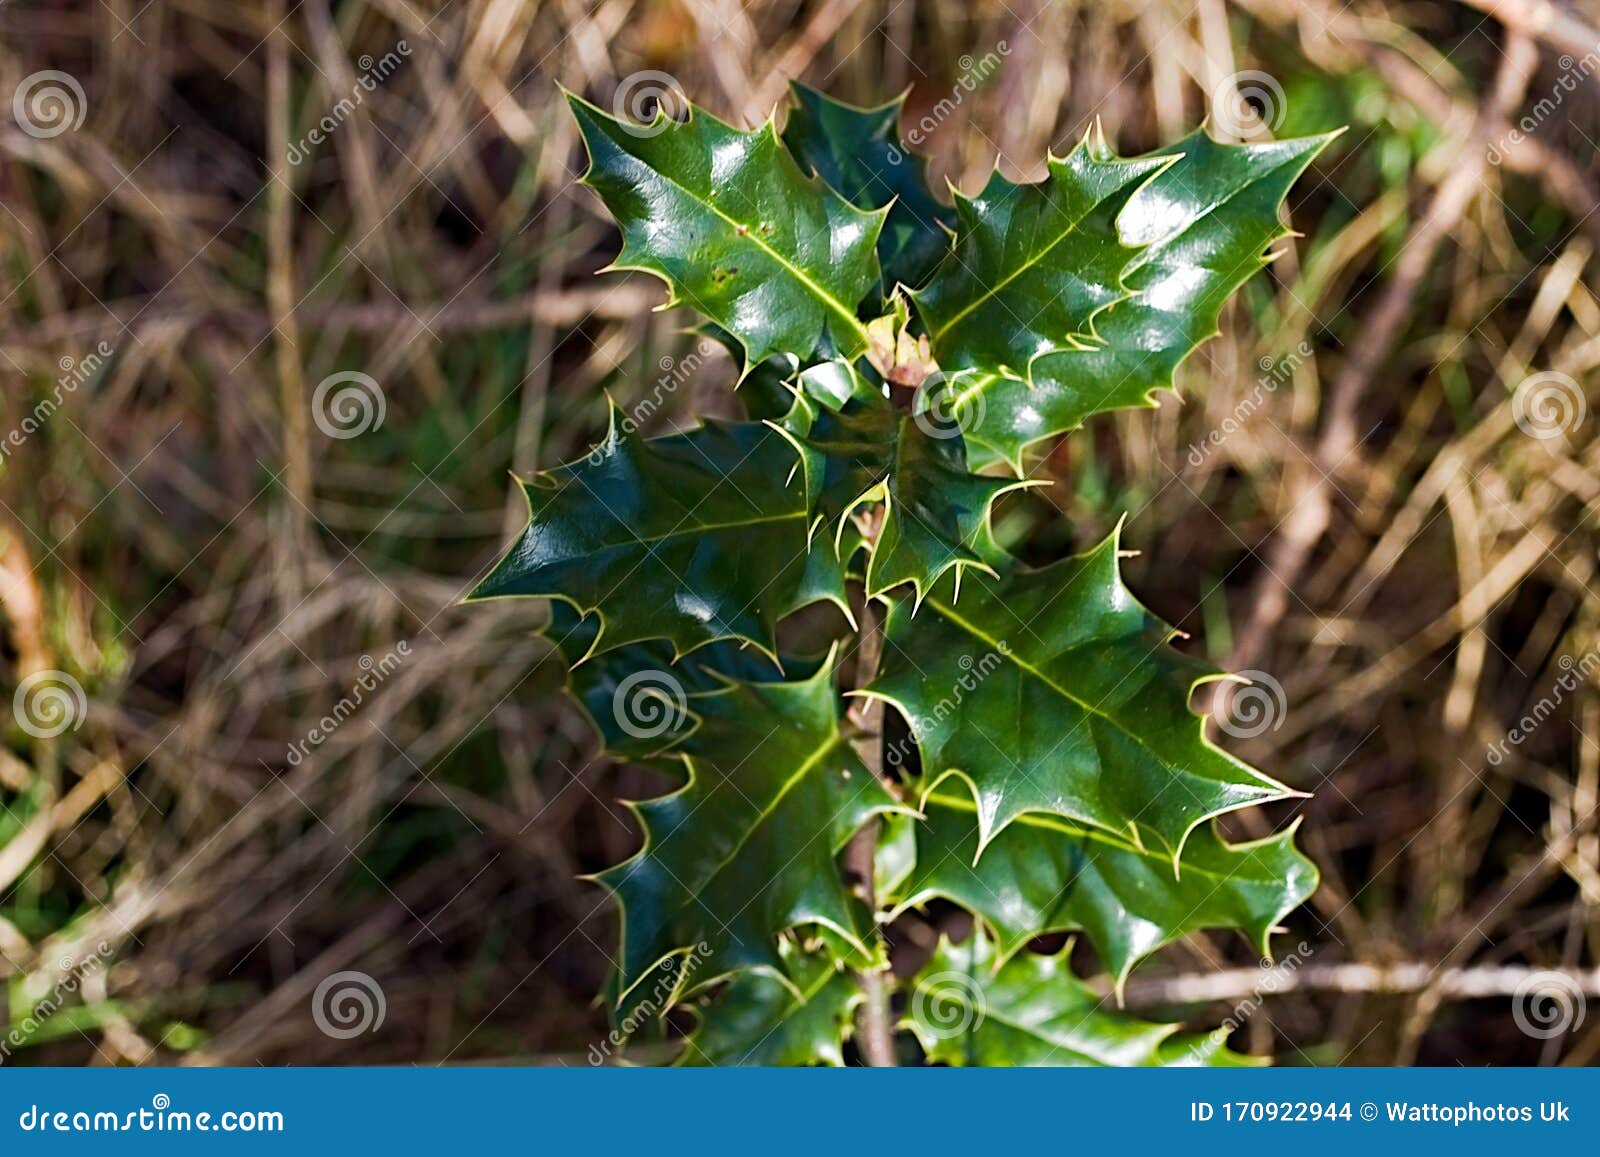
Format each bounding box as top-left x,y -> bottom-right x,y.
910,137 -> 1169,385
544,600 -> 822,758
679,937 -> 860,1066
468,416 -> 846,660
569,92 -> 885,367
905,931 -> 1257,1066
864,530 -> 1297,858
784,393 -> 1027,601
891,790 -> 1316,992
596,659 -> 906,1006
782,83 -> 956,293
952,131 -> 1337,469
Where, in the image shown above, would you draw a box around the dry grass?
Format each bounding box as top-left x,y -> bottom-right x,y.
2,0 -> 1598,1065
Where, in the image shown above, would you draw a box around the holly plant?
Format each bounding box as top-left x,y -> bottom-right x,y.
470,83 -> 1334,1066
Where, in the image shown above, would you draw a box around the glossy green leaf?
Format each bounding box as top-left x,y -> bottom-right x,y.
596,659 -> 906,1006
952,131 -> 1337,469
782,83 -> 955,293
543,600 -> 823,758
468,416 -> 846,660
905,931 -> 1257,1066
679,937 -> 861,1066
864,530 -> 1297,858
910,137 -> 1169,384
569,92 -> 884,367
783,393 -> 1027,601
891,791 -> 1316,992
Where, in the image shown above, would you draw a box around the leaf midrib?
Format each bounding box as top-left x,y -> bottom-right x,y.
634,140 -> 872,349
546,509 -> 808,564
921,593 -> 1275,803
927,184 -> 1116,343
684,731 -> 849,899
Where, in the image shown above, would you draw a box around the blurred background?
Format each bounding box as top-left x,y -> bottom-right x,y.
3,0 -> 1599,1065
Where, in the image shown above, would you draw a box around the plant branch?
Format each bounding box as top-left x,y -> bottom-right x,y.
845,555 -> 895,1067
1113,961 -> 1600,1005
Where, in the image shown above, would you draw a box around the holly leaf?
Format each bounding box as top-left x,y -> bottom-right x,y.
910,136 -> 1170,385
569,92 -> 885,367
905,931 -> 1256,1066
865,412 -> 1035,602
595,659 -> 906,1007
952,131 -> 1337,469
891,790 -> 1317,993
781,83 -> 955,294
863,529 -> 1298,858
467,416 -> 847,661
543,601 -> 825,758
678,937 -> 861,1066
782,393 -> 1029,601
